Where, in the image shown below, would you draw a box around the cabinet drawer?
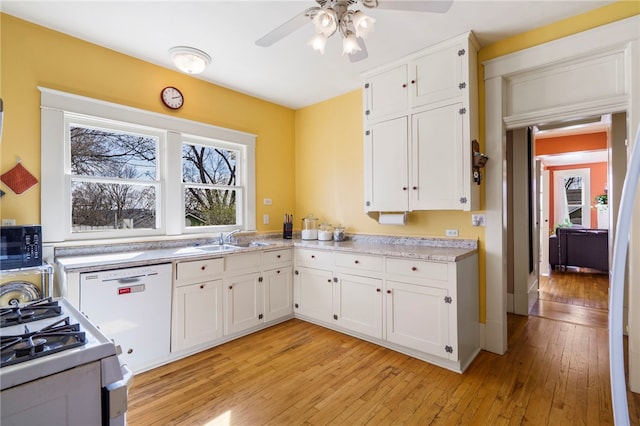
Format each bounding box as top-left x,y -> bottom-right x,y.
295,248 -> 334,269
225,251 -> 262,272
263,248 -> 293,266
335,252 -> 382,273
175,258 -> 224,284
385,258 -> 448,281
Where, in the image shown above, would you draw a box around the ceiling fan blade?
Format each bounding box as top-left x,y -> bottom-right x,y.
349,38 -> 368,63
375,0 -> 453,13
255,8 -> 314,47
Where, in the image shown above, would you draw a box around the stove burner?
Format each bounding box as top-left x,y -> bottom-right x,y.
0,317 -> 86,367
0,298 -> 62,328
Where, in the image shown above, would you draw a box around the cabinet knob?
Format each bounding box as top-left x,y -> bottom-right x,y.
402,187 -> 408,191
277,255 -> 281,258
229,285 -> 233,290
376,288 -> 381,292
386,290 -> 391,294
402,83 -> 407,88
327,279 -> 332,283
412,186 -> 418,190
200,284 -> 204,289
277,270 -> 280,274
201,265 -> 206,271
411,266 -> 418,272
411,80 -> 416,84
311,255 -> 315,259
354,260 -> 360,264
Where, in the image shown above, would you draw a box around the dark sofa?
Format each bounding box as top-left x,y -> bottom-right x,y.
549,227 -> 609,272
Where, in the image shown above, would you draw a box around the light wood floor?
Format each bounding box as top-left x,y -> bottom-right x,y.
128,315 -> 640,425
532,268 -> 609,328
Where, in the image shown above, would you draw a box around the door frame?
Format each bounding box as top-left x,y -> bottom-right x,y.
481,14 -> 639,386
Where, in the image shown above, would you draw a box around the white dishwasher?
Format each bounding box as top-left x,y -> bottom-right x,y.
79,263 -> 172,374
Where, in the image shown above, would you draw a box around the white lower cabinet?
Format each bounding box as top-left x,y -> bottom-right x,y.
294,248 -> 479,373
294,266 -> 334,323
385,280 -> 450,358
224,271 -> 262,335
334,273 -> 383,339
172,279 -> 223,352
264,266 -> 293,322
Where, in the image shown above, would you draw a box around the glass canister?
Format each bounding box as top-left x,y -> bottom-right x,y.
301,214 -> 318,240
318,222 -> 333,241
333,225 -> 346,242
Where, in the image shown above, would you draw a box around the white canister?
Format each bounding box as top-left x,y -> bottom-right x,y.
318,223 -> 333,241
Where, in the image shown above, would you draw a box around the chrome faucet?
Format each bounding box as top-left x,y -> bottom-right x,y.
219,229 -> 241,245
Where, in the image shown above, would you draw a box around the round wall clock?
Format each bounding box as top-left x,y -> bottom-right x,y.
161,86 -> 184,110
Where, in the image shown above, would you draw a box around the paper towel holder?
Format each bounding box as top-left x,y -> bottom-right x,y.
472,139 -> 489,185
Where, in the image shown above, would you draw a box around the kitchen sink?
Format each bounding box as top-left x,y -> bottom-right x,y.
196,244 -> 240,252
228,241 -> 273,248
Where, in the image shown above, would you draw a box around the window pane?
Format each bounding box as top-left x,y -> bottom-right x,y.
184,187 -> 237,227
72,181 -> 157,231
182,143 -> 237,185
564,176 -> 583,205
70,125 -> 157,180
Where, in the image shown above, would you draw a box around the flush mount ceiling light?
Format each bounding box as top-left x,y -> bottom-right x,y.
256,0 -> 453,62
169,46 -> 211,74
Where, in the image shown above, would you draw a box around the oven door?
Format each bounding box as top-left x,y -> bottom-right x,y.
103,362 -> 134,426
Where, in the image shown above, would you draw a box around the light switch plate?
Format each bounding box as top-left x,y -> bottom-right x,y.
263,214 -> 269,224
263,198 -> 272,205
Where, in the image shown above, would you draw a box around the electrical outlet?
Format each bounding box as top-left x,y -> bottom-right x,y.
2,219 -> 16,226
263,198 -> 272,205
472,214 -> 486,227
445,229 -> 458,237
263,214 -> 269,224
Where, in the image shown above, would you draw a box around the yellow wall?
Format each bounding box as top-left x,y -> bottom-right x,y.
0,14 -> 296,231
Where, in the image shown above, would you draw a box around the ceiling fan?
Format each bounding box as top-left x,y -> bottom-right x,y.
255,0 -> 454,62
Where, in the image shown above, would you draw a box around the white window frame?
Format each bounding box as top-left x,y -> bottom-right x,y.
554,168 -> 591,228
40,87 -> 256,243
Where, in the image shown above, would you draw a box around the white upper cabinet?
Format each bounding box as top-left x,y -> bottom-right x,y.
362,32 -> 479,212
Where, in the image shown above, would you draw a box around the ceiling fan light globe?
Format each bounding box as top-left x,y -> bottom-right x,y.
313,10 -> 337,36
342,32 -> 361,55
353,11 -> 375,39
308,33 -> 328,54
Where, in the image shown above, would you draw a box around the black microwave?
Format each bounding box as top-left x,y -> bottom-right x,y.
0,225 -> 42,270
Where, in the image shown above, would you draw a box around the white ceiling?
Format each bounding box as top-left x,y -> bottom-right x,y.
2,0 -> 614,109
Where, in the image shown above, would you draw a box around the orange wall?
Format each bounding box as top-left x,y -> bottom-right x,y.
547,162 -> 608,230
536,131 -> 607,155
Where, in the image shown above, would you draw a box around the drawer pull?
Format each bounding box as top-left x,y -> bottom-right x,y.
277,270 -> 281,274
376,288 -> 381,292
277,255 -> 281,258
311,255 -> 316,259
411,266 -> 418,272
200,284 -> 204,289
354,260 -> 360,264
327,279 -> 332,283
386,290 -> 391,294
201,265 -> 206,271
229,285 -> 233,290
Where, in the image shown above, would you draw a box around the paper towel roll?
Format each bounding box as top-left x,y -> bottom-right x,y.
378,213 -> 407,225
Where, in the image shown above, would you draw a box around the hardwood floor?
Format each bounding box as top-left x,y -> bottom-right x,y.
128,316 -> 640,425
532,269 -> 609,328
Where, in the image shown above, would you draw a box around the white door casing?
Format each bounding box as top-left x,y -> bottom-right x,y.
482,15 -> 639,397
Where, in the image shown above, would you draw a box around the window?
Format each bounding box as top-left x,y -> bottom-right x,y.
554,168 -> 590,228
182,139 -> 242,228
68,117 -> 162,234
40,87 -> 256,242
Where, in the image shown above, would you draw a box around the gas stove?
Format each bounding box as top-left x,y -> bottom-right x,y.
0,297 -> 119,390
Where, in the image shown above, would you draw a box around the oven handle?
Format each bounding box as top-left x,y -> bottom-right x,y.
103,364 -> 134,424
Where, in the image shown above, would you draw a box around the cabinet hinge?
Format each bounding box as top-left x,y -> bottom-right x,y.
295,270 -> 299,275
445,345 -> 454,354
333,314 -> 338,320
258,313 -> 264,320
458,82 -> 466,89
364,83 -> 370,89
459,197 -> 468,204
365,130 -> 371,136
444,296 -> 453,304
366,201 -> 371,207
457,49 -> 466,56
295,303 -> 299,309
258,276 -> 263,282
458,107 -> 467,115
365,110 -> 370,116
333,277 -> 338,283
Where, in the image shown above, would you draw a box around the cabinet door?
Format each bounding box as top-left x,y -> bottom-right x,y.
294,267 -> 334,323
172,279 -> 223,352
410,43 -> 463,108
364,64 -> 408,122
264,266 -> 293,322
385,280 -> 452,359
364,116 -> 409,212
224,272 -> 262,335
334,273 -> 383,339
411,103 -> 464,210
